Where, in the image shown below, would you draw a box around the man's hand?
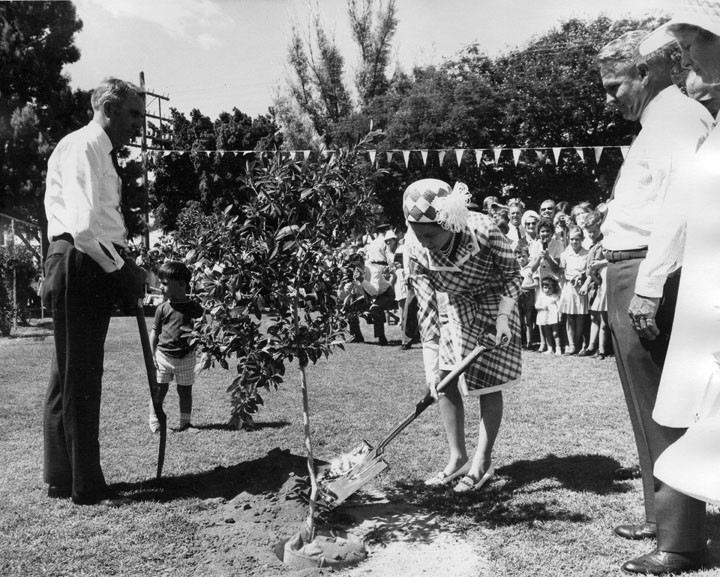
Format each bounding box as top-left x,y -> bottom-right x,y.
113,258 -> 147,312
628,295 -> 661,341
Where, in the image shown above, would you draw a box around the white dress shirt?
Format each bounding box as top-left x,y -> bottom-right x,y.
506,224 -> 525,248
600,86 -> 712,297
45,121 -> 128,273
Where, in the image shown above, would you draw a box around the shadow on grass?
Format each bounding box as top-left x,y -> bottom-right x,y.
116,447 -> 323,503
191,420 -> 291,432
389,453 -> 628,528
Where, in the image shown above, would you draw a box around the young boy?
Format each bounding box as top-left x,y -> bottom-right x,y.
148,261 -> 204,432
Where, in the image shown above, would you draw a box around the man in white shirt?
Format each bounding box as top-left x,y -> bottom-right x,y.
506,203 -> 526,249
42,78 -> 147,506
597,31 -> 712,573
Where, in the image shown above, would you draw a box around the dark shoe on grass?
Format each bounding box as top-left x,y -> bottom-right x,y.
614,465 -> 641,480
614,522 -> 656,540
73,490 -> 132,507
377,337 -> 388,346
621,548 -> 709,575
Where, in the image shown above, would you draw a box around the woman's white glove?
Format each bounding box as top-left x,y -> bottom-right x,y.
495,295 -> 515,346
422,342 -> 442,399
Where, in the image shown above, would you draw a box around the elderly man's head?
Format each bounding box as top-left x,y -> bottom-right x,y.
508,204 -> 523,226
597,30 -> 674,122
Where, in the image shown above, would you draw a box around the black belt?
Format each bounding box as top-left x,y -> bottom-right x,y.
604,248 -> 648,263
370,261 -> 388,266
50,233 -> 128,258
51,232 -> 74,244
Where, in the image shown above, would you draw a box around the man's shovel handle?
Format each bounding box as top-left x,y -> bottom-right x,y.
135,298 -> 167,479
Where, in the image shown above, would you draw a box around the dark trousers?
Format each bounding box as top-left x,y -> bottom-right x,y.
367,287 -> 395,339
606,258 -> 705,552
402,288 -> 419,344
42,240 -> 116,500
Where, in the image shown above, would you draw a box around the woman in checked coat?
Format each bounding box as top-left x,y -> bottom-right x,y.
403,178 -> 522,493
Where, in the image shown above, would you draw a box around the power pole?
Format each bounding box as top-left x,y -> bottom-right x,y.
138,71 -> 171,248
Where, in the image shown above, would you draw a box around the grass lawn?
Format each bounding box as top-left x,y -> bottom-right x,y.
1,315 -> 719,576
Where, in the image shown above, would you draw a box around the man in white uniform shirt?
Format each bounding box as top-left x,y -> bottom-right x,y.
42,78 -> 147,506
597,31 -> 712,574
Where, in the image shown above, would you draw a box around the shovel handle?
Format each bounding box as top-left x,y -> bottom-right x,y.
374,338 -> 506,454
136,299 -> 167,479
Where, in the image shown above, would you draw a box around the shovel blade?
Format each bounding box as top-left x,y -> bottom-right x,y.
319,455 -> 389,508
317,441 -> 391,508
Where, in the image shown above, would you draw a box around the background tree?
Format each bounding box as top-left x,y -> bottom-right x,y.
0,1 -> 83,243
276,0 -> 397,148
353,13 -> 674,224
150,107 -> 282,232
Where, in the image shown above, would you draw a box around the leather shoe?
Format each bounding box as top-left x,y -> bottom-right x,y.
72,491 -> 132,506
622,548 -> 709,575
614,522 -> 656,540
614,465 -> 642,480
47,485 -> 71,499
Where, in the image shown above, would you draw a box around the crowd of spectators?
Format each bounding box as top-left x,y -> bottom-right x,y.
334,196 -> 612,359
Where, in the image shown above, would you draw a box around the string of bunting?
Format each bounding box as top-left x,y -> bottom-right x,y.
144,145 -> 631,167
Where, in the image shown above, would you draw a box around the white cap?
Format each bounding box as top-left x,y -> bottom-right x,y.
639,0 -> 720,55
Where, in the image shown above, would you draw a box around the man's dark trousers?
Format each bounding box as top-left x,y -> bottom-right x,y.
42,239 -> 116,501
606,257 -> 705,552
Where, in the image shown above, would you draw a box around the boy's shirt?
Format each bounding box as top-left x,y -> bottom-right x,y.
153,299 -> 204,358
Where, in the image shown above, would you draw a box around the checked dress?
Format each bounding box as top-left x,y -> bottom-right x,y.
407,212 -> 522,396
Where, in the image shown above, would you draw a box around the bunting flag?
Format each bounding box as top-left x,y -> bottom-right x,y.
552,147 -> 562,165
145,145 -> 633,167
594,147 -> 604,164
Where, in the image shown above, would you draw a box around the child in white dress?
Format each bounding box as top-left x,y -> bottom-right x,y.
558,226 -> 589,355
535,276 -> 562,355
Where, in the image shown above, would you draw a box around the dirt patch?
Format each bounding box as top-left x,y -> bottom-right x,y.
189,449 -> 489,577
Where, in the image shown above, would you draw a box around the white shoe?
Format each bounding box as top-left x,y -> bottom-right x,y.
424,461 -> 470,486
453,467 -> 495,493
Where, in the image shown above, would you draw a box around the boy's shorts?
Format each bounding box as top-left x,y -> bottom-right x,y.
155,349 -> 195,387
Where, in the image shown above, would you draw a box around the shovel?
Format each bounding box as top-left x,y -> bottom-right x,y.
135,298 -> 167,479
317,338 -> 506,508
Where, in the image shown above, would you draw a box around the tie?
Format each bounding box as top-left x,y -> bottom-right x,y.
110,149 -> 125,201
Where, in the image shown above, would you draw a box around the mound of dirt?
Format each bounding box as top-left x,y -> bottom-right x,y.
189,448 -> 490,577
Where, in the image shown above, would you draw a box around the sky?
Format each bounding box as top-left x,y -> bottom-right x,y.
64,0 -> 677,120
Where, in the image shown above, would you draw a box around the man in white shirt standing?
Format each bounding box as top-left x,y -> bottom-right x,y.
597,31 -> 712,574
506,203 -> 526,249
42,78 -> 147,506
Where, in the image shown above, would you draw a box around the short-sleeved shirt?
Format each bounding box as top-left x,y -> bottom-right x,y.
153,299 -> 204,358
